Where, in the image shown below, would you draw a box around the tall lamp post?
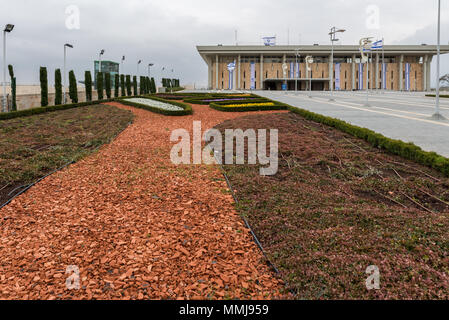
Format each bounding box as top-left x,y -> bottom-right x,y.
63,43 -> 73,104
329,27 -> 345,102
295,49 -> 300,94
148,63 -> 154,78
137,60 -> 142,76
99,49 -> 105,73
433,0 -> 445,120
121,55 -> 125,74
2,24 -> 14,113
306,56 -> 314,98
360,37 -> 373,107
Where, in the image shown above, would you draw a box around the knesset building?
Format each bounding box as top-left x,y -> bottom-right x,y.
197,44 -> 449,91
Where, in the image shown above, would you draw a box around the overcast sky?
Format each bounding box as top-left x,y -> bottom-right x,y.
2,0 -> 448,87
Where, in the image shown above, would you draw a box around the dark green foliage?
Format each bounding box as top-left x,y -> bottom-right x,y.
118,96 -> 192,116
105,73 -> 112,99
426,94 -> 449,98
209,101 -> 287,112
0,98 -> 114,120
114,74 -> 120,98
286,102 -> 449,177
120,74 -> 125,97
151,77 -> 156,94
145,77 -> 150,94
40,67 -> 48,107
139,76 -> 145,95
126,75 -> 131,96
133,76 -> 138,96
54,69 -> 62,105
8,65 -> 17,111
85,71 -> 93,102
68,70 -> 78,103
97,72 -> 104,100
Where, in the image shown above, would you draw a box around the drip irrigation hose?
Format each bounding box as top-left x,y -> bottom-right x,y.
0,120 -> 133,211
211,147 -> 297,296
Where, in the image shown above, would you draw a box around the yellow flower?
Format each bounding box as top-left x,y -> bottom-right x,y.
223,102 -> 275,108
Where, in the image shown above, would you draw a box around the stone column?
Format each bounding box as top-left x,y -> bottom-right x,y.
215,54 -> 219,90
426,56 -> 432,92
399,54 -> 404,91
329,54 -> 333,91
423,55 -> 428,92
260,54 -> 264,90
352,54 -> 356,91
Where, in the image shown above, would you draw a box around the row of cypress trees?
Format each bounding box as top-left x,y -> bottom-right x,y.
161,78 -> 180,88
38,68 -> 158,107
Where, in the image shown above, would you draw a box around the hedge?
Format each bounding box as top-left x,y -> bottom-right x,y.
184,97 -> 268,105
286,104 -> 449,177
0,99 -> 115,121
117,96 -> 193,116
209,101 -> 288,112
426,94 -> 449,98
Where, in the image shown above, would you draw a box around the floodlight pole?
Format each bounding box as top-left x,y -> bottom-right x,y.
433,0 -> 444,119
329,27 -> 345,102
2,25 -> 14,113
295,49 -> 300,95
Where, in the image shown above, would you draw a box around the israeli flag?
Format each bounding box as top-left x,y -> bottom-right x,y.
227,62 -> 236,90
371,40 -> 384,50
263,36 -> 276,46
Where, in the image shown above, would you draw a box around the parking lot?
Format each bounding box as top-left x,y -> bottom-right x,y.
255,90 -> 449,157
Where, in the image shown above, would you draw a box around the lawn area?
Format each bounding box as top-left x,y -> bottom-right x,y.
0,105 -> 134,206
215,112 -> 449,299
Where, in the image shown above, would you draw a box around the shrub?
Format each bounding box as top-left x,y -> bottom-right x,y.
85,71 -> 92,102
139,76 -> 145,95
133,76 -> 138,96
151,77 -> 156,94
105,72 -> 112,99
118,96 -> 193,116
126,75 -> 131,96
8,65 -> 17,111
97,72 -> 104,100
54,69 -> 62,105
69,70 -> 78,103
40,67 -> 48,107
120,74 -> 125,97
114,74 -> 120,98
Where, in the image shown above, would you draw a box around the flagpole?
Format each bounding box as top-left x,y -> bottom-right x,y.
382,37 -> 385,93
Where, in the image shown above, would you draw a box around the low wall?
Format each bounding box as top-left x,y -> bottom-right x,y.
5,90 -> 101,111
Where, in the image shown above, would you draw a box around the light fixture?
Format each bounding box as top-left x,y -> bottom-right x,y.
4,24 -> 14,33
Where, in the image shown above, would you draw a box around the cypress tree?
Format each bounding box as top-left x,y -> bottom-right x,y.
114,74 -> 120,97
105,72 -> 112,99
40,67 -> 48,107
97,72 -> 104,100
146,77 -> 150,94
8,65 -> 17,111
54,68 -> 62,105
133,76 -> 138,96
69,70 -> 78,103
151,77 -> 156,93
139,76 -> 144,95
120,74 -> 125,97
126,75 -> 131,96
85,71 -> 92,102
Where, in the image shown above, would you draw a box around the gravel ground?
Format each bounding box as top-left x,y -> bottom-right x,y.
0,102 -> 286,300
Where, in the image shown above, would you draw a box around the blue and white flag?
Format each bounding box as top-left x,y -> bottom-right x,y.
295,62 -> 300,78
250,62 -> 256,90
227,62 -> 236,90
371,39 -> 384,50
335,63 -> 341,91
263,36 -> 276,46
405,63 -> 411,91
358,63 -> 364,90
290,62 -> 294,78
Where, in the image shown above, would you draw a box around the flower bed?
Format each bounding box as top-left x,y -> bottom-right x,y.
209,101 -> 288,112
118,96 -> 192,116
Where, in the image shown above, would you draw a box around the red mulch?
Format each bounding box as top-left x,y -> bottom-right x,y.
0,102 -> 287,300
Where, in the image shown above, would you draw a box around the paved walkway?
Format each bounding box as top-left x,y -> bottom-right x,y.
0,102 -> 284,300
257,91 -> 449,157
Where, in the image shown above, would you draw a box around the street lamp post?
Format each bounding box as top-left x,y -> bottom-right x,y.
137,60 -> 142,76
63,43 -> 73,104
2,24 -> 14,113
99,49 -> 105,73
329,27 -> 345,102
360,37 -> 373,107
148,63 -> 154,78
295,49 -> 300,94
306,56 -> 313,98
433,0 -> 445,120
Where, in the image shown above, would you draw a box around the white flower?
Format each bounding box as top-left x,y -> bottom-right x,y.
124,98 -> 184,111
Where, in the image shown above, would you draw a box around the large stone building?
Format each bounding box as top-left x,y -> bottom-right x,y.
197,45 -> 449,91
